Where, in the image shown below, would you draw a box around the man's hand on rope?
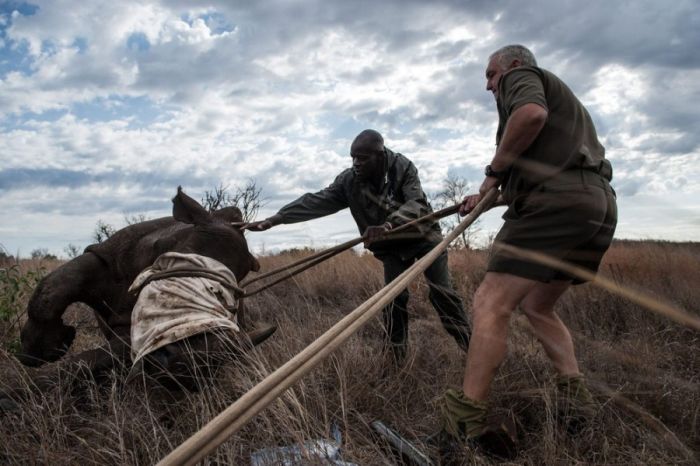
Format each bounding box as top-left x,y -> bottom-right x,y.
363,222 -> 392,247
459,194 -> 480,216
459,176 -> 504,216
240,214 -> 283,232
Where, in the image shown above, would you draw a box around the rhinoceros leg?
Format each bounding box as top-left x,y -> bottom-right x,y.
18,252 -> 112,367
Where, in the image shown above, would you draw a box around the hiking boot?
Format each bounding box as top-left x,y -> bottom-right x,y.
438,388 -> 517,460
555,373 -> 597,435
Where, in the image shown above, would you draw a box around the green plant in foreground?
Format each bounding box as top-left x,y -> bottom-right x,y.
0,264 -> 46,350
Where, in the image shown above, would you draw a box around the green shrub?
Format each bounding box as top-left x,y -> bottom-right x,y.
0,264 -> 46,349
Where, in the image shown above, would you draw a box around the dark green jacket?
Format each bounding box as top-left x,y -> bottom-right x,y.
276,148 -> 442,256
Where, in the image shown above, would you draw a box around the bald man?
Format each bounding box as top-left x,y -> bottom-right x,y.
243,129 -> 471,363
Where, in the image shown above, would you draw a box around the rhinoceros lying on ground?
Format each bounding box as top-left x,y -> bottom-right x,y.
8,187 -> 274,397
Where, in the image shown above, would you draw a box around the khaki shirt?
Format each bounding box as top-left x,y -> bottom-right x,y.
276,148 -> 442,256
496,66 -> 612,202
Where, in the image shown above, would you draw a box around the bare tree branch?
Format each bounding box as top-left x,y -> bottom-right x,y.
432,174 -> 481,249
93,220 -> 116,243
202,179 -> 266,223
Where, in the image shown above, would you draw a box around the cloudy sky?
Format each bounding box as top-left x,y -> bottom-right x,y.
1,0 -> 698,258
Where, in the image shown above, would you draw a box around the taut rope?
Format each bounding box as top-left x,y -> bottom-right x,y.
239,200 -> 503,297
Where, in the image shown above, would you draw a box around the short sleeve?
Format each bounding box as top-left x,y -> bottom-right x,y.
500,68 -> 547,115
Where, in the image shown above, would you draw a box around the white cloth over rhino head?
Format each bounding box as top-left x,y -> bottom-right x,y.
128,252 -> 243,364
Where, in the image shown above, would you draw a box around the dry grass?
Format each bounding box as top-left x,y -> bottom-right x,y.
1,240 -> 699,465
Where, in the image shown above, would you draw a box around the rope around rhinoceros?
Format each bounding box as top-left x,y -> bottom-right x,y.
238,197 -> 505,297
156,188 -> 500,466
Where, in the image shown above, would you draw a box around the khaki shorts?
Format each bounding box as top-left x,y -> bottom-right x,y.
488,172 -> 617,284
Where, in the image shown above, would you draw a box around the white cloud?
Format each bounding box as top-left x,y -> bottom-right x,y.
1,0 -> 699,258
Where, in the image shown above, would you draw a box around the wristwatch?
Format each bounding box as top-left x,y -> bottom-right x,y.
484,164 -> 508,179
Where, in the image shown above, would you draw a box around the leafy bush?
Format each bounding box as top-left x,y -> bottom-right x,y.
0,264 -> 47,350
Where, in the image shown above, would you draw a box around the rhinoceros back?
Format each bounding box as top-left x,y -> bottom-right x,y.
85,216 -> 188,283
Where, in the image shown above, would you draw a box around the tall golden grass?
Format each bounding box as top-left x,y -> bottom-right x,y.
0,240 -> 698,465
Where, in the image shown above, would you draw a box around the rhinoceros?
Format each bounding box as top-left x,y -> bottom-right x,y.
8,187 -> 274,398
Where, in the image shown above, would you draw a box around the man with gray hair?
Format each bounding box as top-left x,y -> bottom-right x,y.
438,45 -> 617,458
243,129 -> 472,364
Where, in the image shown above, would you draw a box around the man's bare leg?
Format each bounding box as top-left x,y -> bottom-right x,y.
520,280 -> 596,433
519,280 -> 580,375
462,272 -> 540,401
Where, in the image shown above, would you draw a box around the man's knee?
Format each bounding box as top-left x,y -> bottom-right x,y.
472,301 -> 513,327
433,284 -> 466,313
472,293 -> 512,327
474,272 -> 538,314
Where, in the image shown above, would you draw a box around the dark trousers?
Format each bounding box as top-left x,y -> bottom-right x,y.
378,244 -> 471,355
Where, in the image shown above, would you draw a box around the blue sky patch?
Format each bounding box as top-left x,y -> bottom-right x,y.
72,95 -> 167,127
1,95 -> 169,130
127,32 -> 150,52
0,3 -> 38,77
0,167 -> 93,191
199,12 -> 235,34
0,1 -> 38,17
329,115 -> 367,141
72,37 -> 88,54
0,35 -> 33,77
0,108 -> 65,130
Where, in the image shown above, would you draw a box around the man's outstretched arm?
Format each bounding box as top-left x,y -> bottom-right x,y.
241,172 -> 350,232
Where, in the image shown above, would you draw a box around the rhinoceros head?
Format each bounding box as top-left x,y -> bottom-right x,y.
166,186 -> 260,278
17,318 -> 76,367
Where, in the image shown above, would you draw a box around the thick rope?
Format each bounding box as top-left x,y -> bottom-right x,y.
239,236 -> 362,288
240,202 -> 463,287
241,244 -> 355,297
156,188 -> 499,466
239,200 -> 502,296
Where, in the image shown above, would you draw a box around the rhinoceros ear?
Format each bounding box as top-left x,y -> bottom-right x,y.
172,186 -> 212,225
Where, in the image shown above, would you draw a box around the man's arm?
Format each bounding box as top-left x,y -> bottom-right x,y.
488,103 -> 547,173
385,162 -> 432,226
242,173 -> 350,232
241,214 -> 283,232
360,163 -> 432,246
460,103 -> 547,215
